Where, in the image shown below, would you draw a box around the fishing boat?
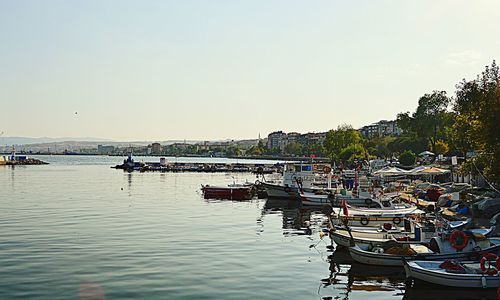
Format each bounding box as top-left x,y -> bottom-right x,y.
348,237 -> 500,267
261,163 -> 333,199
201,184 -> 254,200
404,258 -> 500,288
330,205 -> 424,227
330,220 -> 436,247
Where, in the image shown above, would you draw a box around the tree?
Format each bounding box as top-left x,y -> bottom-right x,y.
323,124 -> 362,162
452,60 -> 500,184
397,91 -> 451,153
399,150 -> 416,166
339,144 -> 367,162
284,142 -> 302,156
434,140 -> 449,156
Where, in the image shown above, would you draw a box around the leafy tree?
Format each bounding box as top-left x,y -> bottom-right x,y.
339,143 -> 367,162
434,140 -> 449,155
323,124 -> 362,162
387,134 -> 427,155
284,142 -> 302,156
452,60 -> 500,184
363,136 -> 395,158
247,146 -> 263,155
302,143 -> 325,157
399,150 -> 416,166
397,91 -> 451,153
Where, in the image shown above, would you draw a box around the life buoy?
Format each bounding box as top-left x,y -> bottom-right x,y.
393,217 -> 402,225
449,230 -> 469,251
360,217 -> 369,226
364,198 -> 372,206
480,253 -> 499,275
323,166 -> 332,174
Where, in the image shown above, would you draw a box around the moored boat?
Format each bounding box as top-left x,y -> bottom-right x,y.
404,259 -> 500,288
201,184 -> 254,200
348,237 -> 500,267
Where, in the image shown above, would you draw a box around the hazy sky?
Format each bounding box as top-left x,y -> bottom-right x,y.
1,1 -> 499,141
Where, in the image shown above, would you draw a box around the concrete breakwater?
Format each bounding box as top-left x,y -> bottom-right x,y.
0,157 -> 48,166
112,161 -> 281,174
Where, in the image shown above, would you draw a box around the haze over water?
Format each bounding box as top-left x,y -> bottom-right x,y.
1,156 -> 493,299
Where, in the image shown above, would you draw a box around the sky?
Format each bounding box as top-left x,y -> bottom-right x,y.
0,0 -> 499,141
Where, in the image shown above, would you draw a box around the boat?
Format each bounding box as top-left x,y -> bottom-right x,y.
330,205 -> 425,227
261,162 -> 333,199
201,184 -> 254,200
404,258 -> 500,288
347,237 -> 500,267
330,220 -> 436,247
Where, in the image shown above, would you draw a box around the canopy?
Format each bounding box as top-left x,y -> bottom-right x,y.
409,166 -> 450,175
373,166 -> 409,176
419,151 -> 435,156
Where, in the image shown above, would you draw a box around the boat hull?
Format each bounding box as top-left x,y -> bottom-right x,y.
202,186 -> 253,200
349,243 -> 500,267
261,182 -> 298,199
404,260 -> 500,288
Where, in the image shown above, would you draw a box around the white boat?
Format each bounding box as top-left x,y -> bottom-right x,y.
330,205 -> 424,227
331,220 -> 435,247
261,163 -> 333,199
404,260 -> 500,288
348,237 -> 500,267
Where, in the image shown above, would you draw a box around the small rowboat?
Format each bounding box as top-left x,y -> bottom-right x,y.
404,260 -> 500,288
201,184 -> 254,200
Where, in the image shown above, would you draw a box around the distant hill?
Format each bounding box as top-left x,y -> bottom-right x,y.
1,136 -> 112,145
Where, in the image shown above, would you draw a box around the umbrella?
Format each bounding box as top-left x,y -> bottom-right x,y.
418,151 -> 435,157
418,167 -> 450,174
373,166 -> 409,176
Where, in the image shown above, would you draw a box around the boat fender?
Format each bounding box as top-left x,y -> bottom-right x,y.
480,253 -> 499,275
360,217 -> 369,226
392,217 -> 402,225
364,198 -> 372,206
481,276 -> 487,288
255,180 -> 261,185
372,247 -> 384,253
449,230 -> 469,251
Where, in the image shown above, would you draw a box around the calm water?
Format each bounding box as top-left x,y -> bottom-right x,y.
0,156 -> 496,299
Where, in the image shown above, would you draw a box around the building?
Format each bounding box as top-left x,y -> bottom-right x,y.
97,145 -> 115,154
359,120 -> 402,139
151,143 -> 162,155
267,131 -> 286,149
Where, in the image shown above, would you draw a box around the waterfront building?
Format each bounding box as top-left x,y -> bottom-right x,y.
267,131 -> 286,149
97,145 -> 115,154
359,120 -> 402,138
151,143 -> 162,155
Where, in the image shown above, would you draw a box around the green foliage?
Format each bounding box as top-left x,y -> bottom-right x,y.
397,91 -> 452,153
302,143 -> 325,157
363,136 -> 395,158
452,60 -> 500,184
434,140 -> 449,155
323,124 -> 362,162
399,150 -> 416,166
387,134 -> 427,155
284,142 -> 302,156
339,144 -> 367,162
247,145 -> 263,155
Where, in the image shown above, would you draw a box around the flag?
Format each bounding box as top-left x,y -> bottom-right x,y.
342,199 -> 348,216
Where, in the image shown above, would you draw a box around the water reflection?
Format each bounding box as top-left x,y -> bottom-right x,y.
319,247 -> 405,300
261,198 -> 330,235
322,246 -> 498,300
